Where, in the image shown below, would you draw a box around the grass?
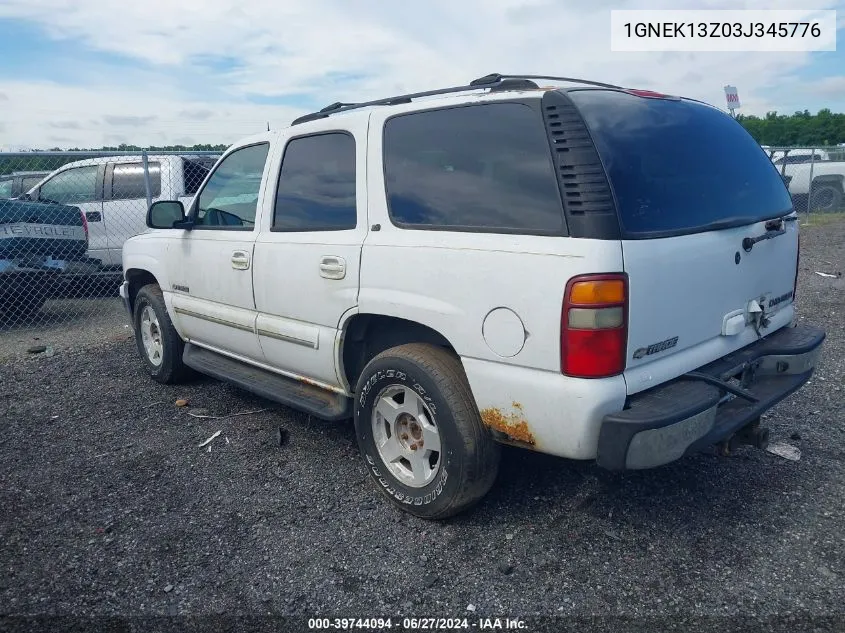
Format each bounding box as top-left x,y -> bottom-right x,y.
800,211 -> 845,227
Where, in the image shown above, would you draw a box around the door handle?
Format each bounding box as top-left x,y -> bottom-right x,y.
231,250 -> 250,270
319,256 -> 346,280
85,211 -> 102,222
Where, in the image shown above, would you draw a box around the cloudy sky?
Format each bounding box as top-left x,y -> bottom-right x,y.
0,0 -> 843,149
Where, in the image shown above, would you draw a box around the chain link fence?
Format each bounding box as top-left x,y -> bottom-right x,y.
763,145 -> 845,213
2,145 -> 844,332
1,151 -> 220,331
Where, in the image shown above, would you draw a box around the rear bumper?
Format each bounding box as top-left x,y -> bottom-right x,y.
0,256 -> 101,277
597,324 -> 825,471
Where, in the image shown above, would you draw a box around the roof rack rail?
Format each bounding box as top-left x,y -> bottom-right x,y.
290,82 -> 486,125
469,73 -> 623,90
289,72 -> 620,126
319,102 -> 357,113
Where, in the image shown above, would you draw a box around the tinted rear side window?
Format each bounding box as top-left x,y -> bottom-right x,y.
383,103 -> 564,234
273,133 -> 357,231
569,90 -> 793,237
111,163 -> 161,200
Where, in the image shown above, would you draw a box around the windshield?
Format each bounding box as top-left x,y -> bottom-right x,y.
569,89 -> 793,237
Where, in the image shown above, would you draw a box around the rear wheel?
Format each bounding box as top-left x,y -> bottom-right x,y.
133,284 -> 192,384
353,343 -> 500,519
810,183 -> 844,212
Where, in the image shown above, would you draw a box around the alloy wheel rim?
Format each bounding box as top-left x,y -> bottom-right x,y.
140,306 -> 164,366
371,384 -> 442,488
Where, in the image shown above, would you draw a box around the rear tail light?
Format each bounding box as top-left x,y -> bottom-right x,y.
561,273 -> 628,378
80,209 -> 89,241
626,89 -> 666,98
625,88 -> 680,100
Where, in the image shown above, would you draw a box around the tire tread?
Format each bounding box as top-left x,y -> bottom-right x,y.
134,284 -> 193,384
367,343 -> 499,519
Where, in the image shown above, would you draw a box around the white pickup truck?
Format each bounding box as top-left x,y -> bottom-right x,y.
25,154 -> 217,272
771,150 -> 845,212
120,74 -> 825,519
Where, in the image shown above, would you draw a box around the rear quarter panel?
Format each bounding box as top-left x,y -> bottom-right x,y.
359,109 -> 628,457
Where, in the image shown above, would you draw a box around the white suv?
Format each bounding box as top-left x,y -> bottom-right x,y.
120,74 -> 826,519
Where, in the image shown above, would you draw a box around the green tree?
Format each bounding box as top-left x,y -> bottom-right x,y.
737,109 -> 845,147
0,144 -> 229,176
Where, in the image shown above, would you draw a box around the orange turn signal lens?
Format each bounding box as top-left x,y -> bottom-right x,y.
568,280 -> 625,305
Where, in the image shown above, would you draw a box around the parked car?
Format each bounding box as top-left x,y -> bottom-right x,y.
0,171 -> 51,199
23,154 -> 218,272
764,150 -> 845,211
120,74 -> 825,519
0,197 -> 99,318
775,156 -> 845,212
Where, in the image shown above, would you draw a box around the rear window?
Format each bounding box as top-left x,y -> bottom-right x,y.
569,90 -> 793,237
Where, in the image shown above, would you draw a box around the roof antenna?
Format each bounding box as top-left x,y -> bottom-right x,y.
267,121 -> 270,132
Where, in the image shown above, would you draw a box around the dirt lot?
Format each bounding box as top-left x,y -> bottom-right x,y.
1,217 -> 843,631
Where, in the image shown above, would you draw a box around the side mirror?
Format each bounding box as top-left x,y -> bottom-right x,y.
147,200 -> 188,229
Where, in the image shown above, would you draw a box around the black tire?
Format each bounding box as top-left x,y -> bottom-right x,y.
354,343 -> 500,520
132,284 -> 192,384
810,183 -> 844,213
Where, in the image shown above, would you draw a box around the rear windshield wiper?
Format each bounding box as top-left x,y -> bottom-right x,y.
742,216 -> 790,252
696,216 -> 762,232
697,213 -> 795,233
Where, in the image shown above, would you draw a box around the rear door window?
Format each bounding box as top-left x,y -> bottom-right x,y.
273,132 -> 357,231
383,103 -> 564,234
111,163 -> 161,200
568,90 -> 793,237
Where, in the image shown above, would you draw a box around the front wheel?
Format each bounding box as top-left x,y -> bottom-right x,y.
132,284 -> 193,384
354,343 -> 500,520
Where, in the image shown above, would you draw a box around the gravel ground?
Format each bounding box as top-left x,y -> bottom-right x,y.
1,217 -> 843,631
0,296 -> 127,362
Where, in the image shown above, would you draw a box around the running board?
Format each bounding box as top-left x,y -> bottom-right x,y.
183,343 -> 352,421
